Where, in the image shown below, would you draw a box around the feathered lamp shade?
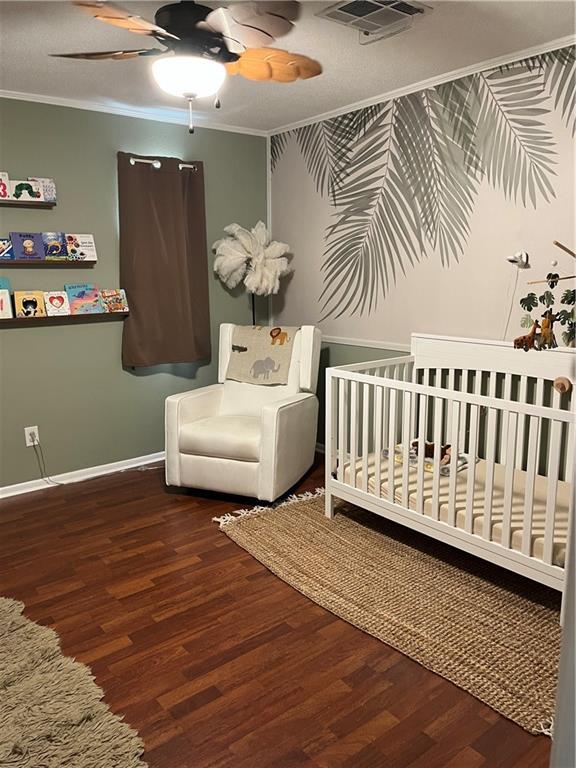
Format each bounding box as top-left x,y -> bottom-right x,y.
213,221 -> 292,323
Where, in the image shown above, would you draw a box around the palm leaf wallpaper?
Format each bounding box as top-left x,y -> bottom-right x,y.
271,46 -> 575,322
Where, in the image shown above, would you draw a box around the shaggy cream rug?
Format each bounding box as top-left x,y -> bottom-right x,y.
215,490 -> 561,735
0,597 -> 147,767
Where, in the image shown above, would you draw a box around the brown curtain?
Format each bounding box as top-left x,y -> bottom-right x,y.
118,152 -> 211,367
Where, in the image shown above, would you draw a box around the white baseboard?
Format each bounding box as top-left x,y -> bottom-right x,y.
315,442 -> 325,454
0,451 -> 165,499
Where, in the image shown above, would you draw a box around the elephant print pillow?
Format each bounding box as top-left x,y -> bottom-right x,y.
226,325 -> 299,386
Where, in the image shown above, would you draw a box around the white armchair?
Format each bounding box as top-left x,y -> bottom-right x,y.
165,324 -> 321,501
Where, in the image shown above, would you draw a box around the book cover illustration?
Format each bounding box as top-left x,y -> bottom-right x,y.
10,232 -> 45,261
0,289 -> 12,318
66,234 -> 97,261
0,238 -> 14,260
0,172 -> 12,200
0,277 -> 11,292
65,283 -> 103,314
42,232 -> 68,260
100,289 -> 129,313
28,177 -> 57,203
9,180 -> 44,202
14,291 -> 46,317
44,291 -> 71,316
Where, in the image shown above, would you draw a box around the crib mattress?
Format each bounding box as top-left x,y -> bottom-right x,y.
342,454 -> 570,567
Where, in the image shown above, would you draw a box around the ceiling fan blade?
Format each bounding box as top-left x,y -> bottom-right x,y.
250,2 -> 301,22
226,48 -> 322,82
204,2 -> 298,50
51,49 -> 162,60
72,1 -> 179,39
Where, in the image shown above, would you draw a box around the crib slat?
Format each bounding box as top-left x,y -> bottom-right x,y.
482,407 -> 497,540
535,377 -> 544,407
374,386 -> 383,498
522,415 -> 540,556
388,389 -> 398,503
401,391 -> 411,507
447,401 -> 461,527
362,383 -> 370,493
488,371 -> 497,398
474,369 -> 483,396
544,418 -> 562,564
446,369 -> 455,439
465,403 -> 479,533
501,411 -> 518,550
566,420 -> 575,483
326,373 -> 337,481
459,369 -> 469,449
431,396 -> 443,520
350,381 -> 359,488
408,361 -> 417,438
501,373 -> 513,464
516,375 -> 528,469
416,394 -> 428,514
337,379 -> 347,483
382,383 -> 390,449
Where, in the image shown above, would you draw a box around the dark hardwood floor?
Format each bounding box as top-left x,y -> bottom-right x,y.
0,458 -> 551,767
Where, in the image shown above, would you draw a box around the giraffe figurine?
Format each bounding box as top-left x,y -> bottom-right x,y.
540,309 -> 558,349
514,320 -> 541,351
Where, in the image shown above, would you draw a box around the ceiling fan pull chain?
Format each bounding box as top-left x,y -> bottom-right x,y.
187,96 -> 195,134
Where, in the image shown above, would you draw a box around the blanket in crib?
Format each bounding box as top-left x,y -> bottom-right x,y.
226,325 -> 299,385
382,444 -> 473,476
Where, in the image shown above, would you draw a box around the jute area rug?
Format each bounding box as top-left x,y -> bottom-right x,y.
215,490 -> 561,735
0,597 -> 147,767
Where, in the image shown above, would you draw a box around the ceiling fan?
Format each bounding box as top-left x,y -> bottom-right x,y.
52,0 -> 322,131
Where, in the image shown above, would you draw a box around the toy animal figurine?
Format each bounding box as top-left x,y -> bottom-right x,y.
540,309 -> 558,349
514,320 -> 540,351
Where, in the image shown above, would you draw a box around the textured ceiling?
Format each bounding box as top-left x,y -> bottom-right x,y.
0,1 -> 574,133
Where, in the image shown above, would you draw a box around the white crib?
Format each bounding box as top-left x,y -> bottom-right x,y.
325,334 -> 575,593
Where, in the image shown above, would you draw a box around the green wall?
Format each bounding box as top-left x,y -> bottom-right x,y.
316,342 -> 406,447
0,98 -> 267,486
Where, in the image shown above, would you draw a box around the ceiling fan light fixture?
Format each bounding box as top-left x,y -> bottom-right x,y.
152,55 -> 226,98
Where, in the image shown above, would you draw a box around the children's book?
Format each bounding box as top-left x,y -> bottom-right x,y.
44,291 -> 71,316
10,232 -> 45,261
0,277 -> 11,293
14,291 -> 46,317
0,289 -> 12,318
65,283 -> 103,314
0,172 -> 12,200
10,179 -> 44,202
100,289 -> 129,313
42,232 -> 68,260
0,238 -> 14,260
28,177 -> 57,203
66,234 -> 97,261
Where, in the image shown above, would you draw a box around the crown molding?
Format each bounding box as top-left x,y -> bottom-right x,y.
269,35 -> 576,135
0,89 -> 269,137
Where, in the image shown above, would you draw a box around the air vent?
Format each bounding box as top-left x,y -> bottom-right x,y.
317,0 -> 430,44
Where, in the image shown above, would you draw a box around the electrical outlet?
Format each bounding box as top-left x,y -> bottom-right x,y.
24,426 -> 39,447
